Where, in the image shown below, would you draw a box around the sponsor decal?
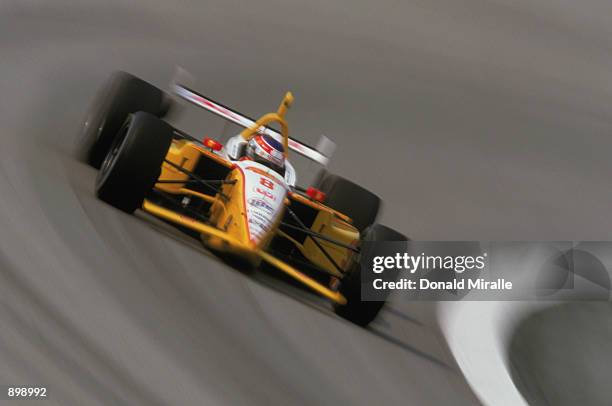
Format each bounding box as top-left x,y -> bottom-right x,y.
288,139 -> 305,151
186,92 -> 244,124
245,166 -> 284,185
255,187 -> 276,201
247,198 -> 275,214
235,160 -> 287,244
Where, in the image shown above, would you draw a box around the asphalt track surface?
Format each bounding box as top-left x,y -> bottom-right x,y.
1,1 -> 612,405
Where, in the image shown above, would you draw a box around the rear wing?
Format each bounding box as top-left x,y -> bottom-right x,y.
171,83 -> 335,165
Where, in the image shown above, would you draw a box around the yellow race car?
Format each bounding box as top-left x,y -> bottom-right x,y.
80,71 -> 407,326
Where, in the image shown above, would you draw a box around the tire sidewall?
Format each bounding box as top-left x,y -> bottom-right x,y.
81,71 -> 169,168
334,224 -> 408,326
95,112 -> 173,213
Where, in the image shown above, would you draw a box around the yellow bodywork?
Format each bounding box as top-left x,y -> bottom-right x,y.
142,199 -> 346,304
141,92 -> 358,305
206,165 -> 252,251
155,139 -> 231,195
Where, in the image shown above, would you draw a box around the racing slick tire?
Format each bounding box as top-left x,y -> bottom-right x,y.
80,71 -> 172,169
315,171 -> 381,231
96,112 -> 173,213
333,224 -> 408,327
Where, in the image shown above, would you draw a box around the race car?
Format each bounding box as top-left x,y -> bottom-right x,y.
79,71 -> 407,327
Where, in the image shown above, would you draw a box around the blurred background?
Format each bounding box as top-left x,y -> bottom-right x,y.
1,0 -> 611,405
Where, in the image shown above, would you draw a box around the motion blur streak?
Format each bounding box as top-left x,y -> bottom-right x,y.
1,1 -> 611,405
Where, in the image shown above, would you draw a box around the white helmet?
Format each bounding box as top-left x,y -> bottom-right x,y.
245,134 -> 285,174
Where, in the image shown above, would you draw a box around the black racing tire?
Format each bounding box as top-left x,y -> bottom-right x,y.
96,112 -> 173,213
79,71 -> 172,169
315,170 -> 381,231
333,224 -> 408,327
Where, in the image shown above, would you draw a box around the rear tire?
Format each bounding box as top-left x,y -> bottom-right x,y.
79,71 -> 172,168
315,170 -> 381,231
333,224 -> 408,327
96,112 -> 173,213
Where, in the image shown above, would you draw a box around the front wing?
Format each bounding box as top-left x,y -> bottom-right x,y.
141,199 -> 347,305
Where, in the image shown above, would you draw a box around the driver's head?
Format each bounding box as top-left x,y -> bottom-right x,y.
245,134 -> 285,174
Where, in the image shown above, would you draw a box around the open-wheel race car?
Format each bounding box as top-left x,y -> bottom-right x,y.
79,71 -> 407,327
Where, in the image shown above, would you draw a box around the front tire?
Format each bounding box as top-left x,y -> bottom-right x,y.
96,112 -> 173,213
333,224 -> 408,327
79,71 -> 172,169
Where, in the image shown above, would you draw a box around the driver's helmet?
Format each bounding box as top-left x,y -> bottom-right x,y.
245,134 -> 285,174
